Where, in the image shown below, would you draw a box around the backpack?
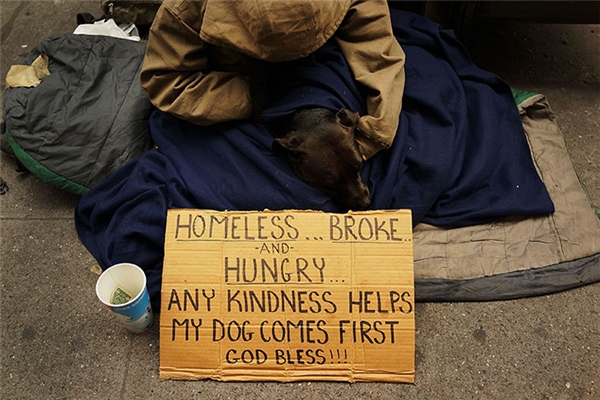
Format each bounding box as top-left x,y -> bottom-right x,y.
101,0 -> 163,26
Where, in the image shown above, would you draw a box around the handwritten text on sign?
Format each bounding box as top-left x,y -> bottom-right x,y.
160,209 -> 415,383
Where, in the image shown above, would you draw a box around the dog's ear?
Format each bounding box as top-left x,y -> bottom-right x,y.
335,109 -> 360,128
273,136 -> 304,162
273,135 -> 302,150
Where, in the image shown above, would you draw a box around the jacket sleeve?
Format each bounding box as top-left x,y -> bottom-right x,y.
334,0 -> 405,159
140,0 -> 253,126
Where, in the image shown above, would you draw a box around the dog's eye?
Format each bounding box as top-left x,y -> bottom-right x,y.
324,174 -> 338,185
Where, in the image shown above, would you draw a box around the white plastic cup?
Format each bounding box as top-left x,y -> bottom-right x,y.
96,263 -> 154,334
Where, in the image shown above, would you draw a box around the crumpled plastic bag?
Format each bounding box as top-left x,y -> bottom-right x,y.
73,18 -> 140,41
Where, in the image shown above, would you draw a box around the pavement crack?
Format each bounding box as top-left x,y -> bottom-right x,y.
1,2 -> 28,43
119,342 -> 134,399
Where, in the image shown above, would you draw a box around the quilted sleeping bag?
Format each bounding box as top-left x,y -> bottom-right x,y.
3,34 -> 154,195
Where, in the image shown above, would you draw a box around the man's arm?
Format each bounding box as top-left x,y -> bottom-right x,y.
335,0 -> 405,159
140,0 -> 252,126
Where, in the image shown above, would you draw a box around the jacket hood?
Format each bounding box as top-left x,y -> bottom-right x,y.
200,0 -> 351,62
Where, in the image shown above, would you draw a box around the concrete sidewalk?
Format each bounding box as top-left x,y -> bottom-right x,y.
1,1 -> 598,399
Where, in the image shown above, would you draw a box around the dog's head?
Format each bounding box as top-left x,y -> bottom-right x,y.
273,108 -> 371,210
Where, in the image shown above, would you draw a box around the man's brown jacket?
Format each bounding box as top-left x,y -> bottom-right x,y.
141,0 -> 405,159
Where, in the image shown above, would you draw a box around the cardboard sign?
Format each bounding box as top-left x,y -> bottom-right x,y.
160,209 -> 415,383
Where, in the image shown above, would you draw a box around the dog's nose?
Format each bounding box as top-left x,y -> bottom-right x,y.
348,189 -> 371,210
357,196 -> 371,210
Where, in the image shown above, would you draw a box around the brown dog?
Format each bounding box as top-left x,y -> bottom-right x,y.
273,108 -> 371,210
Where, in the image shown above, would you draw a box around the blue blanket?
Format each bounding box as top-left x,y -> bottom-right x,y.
75,10 -> 554,311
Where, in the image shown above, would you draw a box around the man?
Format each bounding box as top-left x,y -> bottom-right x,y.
140,0 -> 405,159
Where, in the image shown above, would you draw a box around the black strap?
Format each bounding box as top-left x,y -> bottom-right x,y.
0,177 -> 8,195
76,13 -> 101,25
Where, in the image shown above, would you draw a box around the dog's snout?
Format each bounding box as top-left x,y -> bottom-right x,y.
346,186 -> 371,210
357,192 -> 371,210
356,199 -> 371,210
